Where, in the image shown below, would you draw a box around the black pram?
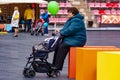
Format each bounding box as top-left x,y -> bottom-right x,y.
23,34 -> 63,78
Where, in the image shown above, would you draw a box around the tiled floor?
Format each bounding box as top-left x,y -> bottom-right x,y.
0,30 -> 120,80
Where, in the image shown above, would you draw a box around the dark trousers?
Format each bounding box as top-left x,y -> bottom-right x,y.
26,19 -> 32,31
44,26 -> 48,34
52,43 -> 71,70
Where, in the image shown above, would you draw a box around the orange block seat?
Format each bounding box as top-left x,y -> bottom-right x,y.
68,46 -> 117,79
75,47 -> 120,80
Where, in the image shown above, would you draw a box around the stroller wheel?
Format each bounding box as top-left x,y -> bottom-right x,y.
41,33 -> 44,36
46,72 -> 52,77
31,32 -> 34,35
47,70 -> 60,78
35,33 -> 39,36
23,68 -> 29,77
26,69 -> 36,78
23,68 -> 36,78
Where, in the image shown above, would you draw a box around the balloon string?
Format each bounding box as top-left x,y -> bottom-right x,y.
54,16 -> 57,33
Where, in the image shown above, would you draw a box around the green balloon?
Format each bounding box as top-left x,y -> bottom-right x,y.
47,1 -> 59,16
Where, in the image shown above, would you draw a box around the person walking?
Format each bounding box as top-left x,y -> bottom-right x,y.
40,9 -> 49,36
52,7 -> 87,71
11,6 -> 20,37
24,5 -> 34,32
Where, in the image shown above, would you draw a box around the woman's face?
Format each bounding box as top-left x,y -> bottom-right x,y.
67,12 -> 73,18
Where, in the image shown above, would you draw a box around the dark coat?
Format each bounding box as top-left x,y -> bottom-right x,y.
60,13 -> 87,46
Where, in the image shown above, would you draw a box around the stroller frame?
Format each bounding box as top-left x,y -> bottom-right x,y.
30,19 -> 44,36
23,34 -> 61,78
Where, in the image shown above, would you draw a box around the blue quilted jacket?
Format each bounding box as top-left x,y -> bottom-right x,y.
60,13 -> 87,46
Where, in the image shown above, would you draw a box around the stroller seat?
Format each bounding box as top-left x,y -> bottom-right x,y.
32,35 -> 58,58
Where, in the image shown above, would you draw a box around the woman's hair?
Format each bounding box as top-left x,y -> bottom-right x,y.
14,6 -> 18,10
67,7 -> 79,16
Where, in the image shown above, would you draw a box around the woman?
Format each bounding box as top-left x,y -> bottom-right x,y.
52,7 -> 87,71
11,6 -> 20,37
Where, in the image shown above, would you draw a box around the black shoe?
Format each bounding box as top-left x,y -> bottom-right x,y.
13,35 -> 18,37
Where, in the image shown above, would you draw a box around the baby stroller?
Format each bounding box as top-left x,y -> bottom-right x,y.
31,18 -> 44,36
23,33 -> 63,78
